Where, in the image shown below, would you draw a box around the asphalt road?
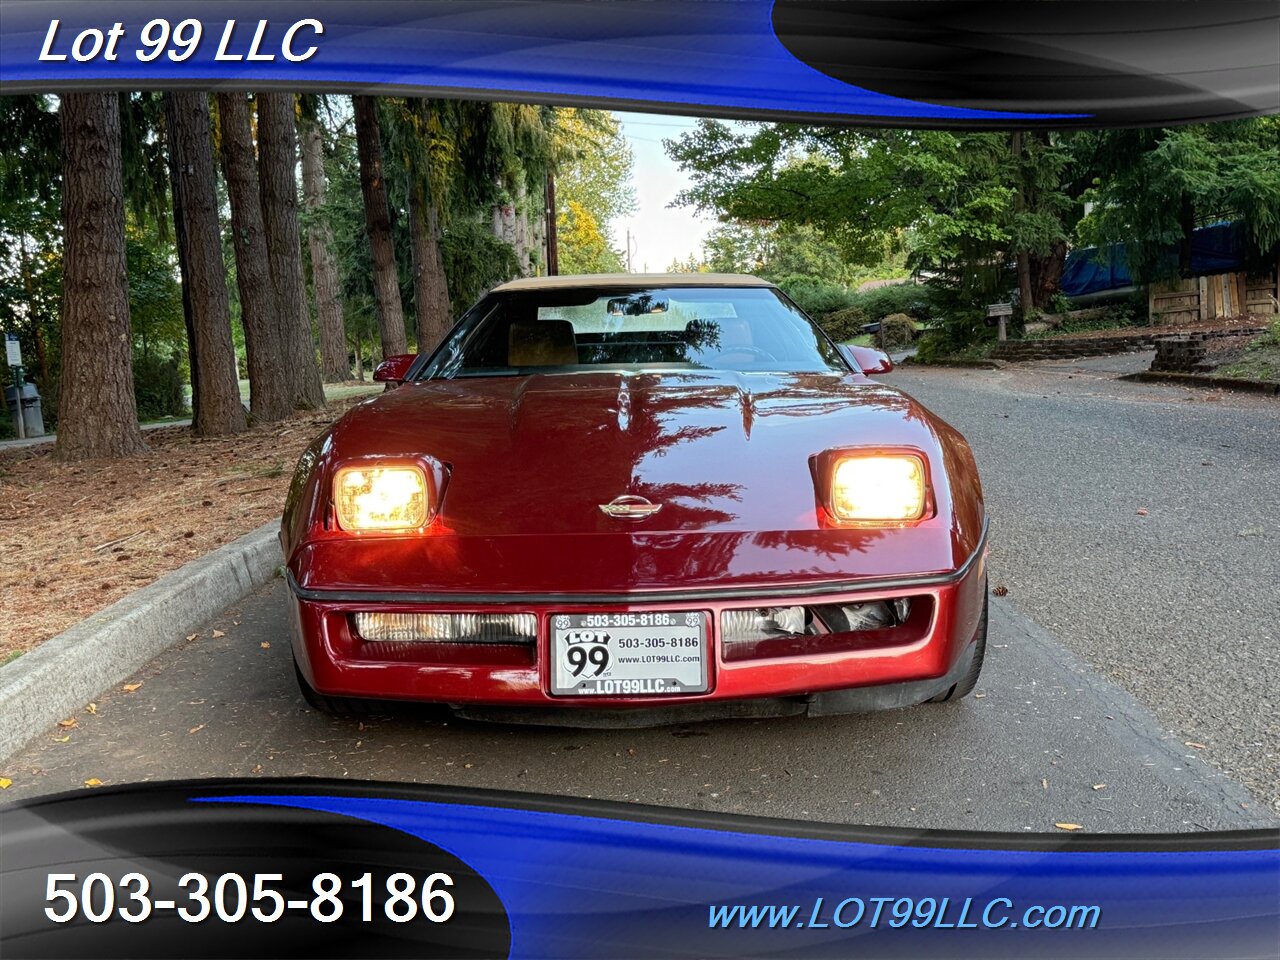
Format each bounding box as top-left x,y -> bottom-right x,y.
889,354 -> 1280,814
3,358 -> 1277,832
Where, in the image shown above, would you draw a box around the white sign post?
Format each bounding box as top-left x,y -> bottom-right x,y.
6,333 -> 24,440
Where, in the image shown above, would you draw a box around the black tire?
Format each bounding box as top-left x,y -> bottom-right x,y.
926,584 -> 988,703
293,659 -> 381,717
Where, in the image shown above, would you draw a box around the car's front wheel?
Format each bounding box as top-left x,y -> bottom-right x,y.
293,659 -> 380,717
925,585 -> 988,703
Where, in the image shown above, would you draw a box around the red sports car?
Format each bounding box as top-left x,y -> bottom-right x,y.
283,274 -> 988,722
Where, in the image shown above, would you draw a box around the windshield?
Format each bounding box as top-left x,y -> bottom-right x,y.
417,286 -> 847,379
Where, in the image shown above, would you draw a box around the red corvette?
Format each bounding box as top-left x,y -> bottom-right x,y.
283,274 -> 988,723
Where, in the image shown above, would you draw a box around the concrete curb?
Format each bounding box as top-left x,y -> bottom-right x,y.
1119,370 -> 1280,396
0,521 -> 282,763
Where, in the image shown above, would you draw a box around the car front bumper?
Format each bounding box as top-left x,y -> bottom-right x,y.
287,530 -> 988,720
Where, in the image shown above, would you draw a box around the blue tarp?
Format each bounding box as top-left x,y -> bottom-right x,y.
1060,222 -> 1251,297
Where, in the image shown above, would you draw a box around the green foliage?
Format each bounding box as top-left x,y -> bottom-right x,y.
1215,316 -> 1280,383
820,305 -> 869,342
557,199 -> 623,274
774,275 -> 852,318
912,283 -> 996,361
132,351 -> 187,420
845,283 -> 933,324
665,121 -> 1075,347
126,224 -> 185,355
878,313 -> 917,350
1075,119 -> 1280,281
554,108 -> 634,273
440,217 -> 523,310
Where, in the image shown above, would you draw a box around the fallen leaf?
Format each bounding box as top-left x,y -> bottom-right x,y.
122,682 -> 143,693
84,778 -> 103,788
260,641 -> 270,649
188,724 -> 206,735
56,717 -> 78,730
1136,508 -> 1149,516
992,585 -> 1009,597
86,703 -> 97,715
212,630 -> 226,638
251,764 -> 263,774
0,777 -> 12,789
1041,778 -> 1048,790
1185,741 -> 1207,750
53,736 -> 70,744
1092,783 -> 1106,790
1054,822 -> 1083,831
186,634 -> 198,642
974,692 -> 987,699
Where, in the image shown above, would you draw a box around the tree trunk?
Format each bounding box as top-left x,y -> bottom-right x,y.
408,183 -> 453,353
216,92 -> 292,423
299,106 -> 349,381
257,92 -> 326,410
544,171 -> 559,276
163,100 -> 200,429
54,93 -> 147,461
353,95 -> 408,358
1010,131 -> 1035,321
1031,238 -> 1068,310
166,93 -> 247,437
1179,193 -> 1196,278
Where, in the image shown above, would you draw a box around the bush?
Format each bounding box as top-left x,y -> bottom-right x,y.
819,305 -> 869,343
878,313 -> 917,350
774,275 -> 853,319
846,282 -> 932,323
133,351 -> 187,421
913,302 -> 995,362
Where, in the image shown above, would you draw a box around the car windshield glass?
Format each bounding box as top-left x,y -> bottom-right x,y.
418,286 -> 846,379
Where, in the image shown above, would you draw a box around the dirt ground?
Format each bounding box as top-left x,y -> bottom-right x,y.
0,396 -> 375,660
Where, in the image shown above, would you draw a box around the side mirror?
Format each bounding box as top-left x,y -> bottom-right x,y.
841,344 -> 894,376
373,354 -> 418,385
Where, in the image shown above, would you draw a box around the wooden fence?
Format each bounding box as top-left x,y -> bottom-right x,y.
1149,266 -> 1280,325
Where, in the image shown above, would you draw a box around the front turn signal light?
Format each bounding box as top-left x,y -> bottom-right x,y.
832,455 -> 926,522
334,465 -> 428,531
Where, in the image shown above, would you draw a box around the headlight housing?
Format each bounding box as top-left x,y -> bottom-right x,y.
831,454 -> 926,522
333,464 -> 428,531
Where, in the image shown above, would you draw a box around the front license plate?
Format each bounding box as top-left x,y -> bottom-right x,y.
550,611 -> 708,696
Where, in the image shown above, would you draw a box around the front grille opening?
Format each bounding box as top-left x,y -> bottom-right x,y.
720,596 -> 931,662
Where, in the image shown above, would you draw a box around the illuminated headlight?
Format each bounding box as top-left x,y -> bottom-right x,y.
334,465 -> 427,531
832,455 -> 926,522
353,612 -> 537,644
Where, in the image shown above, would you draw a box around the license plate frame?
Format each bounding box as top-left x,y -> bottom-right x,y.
549,611 -> 708,697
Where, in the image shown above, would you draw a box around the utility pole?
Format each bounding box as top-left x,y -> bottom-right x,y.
544,171 -> 559,276
625,229 -> 634,273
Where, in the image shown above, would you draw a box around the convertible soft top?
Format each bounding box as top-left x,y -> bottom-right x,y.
491,273 -> 775,292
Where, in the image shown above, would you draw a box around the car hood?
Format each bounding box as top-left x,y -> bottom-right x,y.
293,371 -> 984,594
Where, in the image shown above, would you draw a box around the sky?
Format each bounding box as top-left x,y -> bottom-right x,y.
612,111 -> 719,273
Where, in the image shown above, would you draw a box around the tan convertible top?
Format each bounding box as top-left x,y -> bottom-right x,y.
491,272 -> 775,293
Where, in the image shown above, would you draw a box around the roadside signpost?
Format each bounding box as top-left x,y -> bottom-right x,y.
5,332 -> 24,440
987,302 -> 1014,341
